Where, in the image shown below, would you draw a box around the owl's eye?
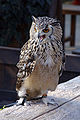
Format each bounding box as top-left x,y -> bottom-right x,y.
42,28 -> 49,33
34,26 -> 37,32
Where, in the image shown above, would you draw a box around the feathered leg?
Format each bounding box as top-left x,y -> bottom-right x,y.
42,93 -> 58,105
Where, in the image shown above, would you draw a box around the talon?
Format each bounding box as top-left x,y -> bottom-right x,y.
42,93 -> 47,98
24,101 -> 31,106
16,98 -> 25,106
42,96 -> 58,106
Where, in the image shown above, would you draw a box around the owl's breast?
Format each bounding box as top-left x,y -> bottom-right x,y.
24,57 -> 59,96
42,54 -> 55,67
37,46 -> 56,67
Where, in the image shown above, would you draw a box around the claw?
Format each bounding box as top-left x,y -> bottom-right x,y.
16,97 -> 32,106
24,101 -> 32,106
42,96 -> 58,106
16,98 -> 25,106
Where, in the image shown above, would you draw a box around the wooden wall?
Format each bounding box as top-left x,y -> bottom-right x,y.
0,47 -> 20,101
0,46 -> 80,101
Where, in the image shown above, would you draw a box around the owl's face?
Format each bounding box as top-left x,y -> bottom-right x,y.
30,16 -> 62,44
33,23 -> 53,43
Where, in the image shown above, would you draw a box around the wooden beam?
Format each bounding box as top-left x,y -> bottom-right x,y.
0,90 -> 17,101
65,54 -> 80,72
62,4 -> 80,15
64,36 -> 72,42
0,76 -> 80,120
0,47 -> 80,72
0,46 -> 20,65
70,15 -> 76,46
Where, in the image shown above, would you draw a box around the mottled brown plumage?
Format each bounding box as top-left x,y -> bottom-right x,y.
16,16 -> 64,105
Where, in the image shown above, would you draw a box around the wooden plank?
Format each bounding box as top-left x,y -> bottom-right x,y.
0,64 -> 4,88
72,48 -> 80,55
0,46 -> 20,65
70,15 -> 76,46
65,54 -> 80,72
0,64 -> 17,90
62,4 -> 80,15
49,0 -> 62,21
0,46 -> 80,72
49,0 -> 57,18
64,36 -> 72,42
0,90 -> 17,101
59,71 -> 80,83
0,76 -> 80,120
62,4 -> 80,47
35,96 -> 80,120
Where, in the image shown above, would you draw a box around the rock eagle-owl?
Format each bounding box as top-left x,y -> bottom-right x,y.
16,16 -> 64,105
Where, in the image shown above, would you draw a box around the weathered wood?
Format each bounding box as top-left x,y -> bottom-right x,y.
0,64 -> 17,90
70,15 -> 76,46
72,48 -> 80,55
0,46 -> 80,72
49,0 -> 62,21
62,4 -> 80,47
0,46 -> 20,65
0,47 -> 80,102
64,36 -> 72,42
65,54 -> 80,72
35,97 -> 80,120
0,90 -> 17,101
0,76 -> 80,120
62,4 -> 80,15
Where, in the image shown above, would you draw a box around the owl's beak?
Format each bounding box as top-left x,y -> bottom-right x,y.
38,33 -> 46,42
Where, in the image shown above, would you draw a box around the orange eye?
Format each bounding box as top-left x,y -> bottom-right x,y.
43,28 -> 49,33
34,26 -> 37,32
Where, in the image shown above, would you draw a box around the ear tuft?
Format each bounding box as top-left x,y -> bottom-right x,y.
32,16 -> 36,22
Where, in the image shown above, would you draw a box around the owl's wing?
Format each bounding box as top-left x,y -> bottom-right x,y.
51,40 -> 65,77
59,52 -> 65,76
57,47 -> 65,77
16,41 -> 36,80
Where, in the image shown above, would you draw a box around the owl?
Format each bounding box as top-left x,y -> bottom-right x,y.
16,16 -> 64,105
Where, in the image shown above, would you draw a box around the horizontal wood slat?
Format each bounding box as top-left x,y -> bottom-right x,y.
0,46 -> 80,94
62,4 -> 80,15
0,46 -> 20,65
0,46 -> 80,72
0,76 -> 80,120
65,54 -> 80,72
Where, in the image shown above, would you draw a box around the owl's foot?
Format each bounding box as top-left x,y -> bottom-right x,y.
42,95 -> 58,106
16,98 -> 25,106
16,95 -> 58,106
16,97 -> 32,106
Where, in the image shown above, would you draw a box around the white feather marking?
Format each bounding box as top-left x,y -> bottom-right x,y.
17,98 -> 24,105
23,71 -> 25,75
18,87 -> 26,97
27,62 -> 31,67
20,55 -> 23,59
25,56 -> 28,60
22,64 -> 26,70
44,55 -> 53,67
17,72 -> 21,77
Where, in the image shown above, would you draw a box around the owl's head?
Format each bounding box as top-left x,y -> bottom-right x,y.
30,16 -> 62,43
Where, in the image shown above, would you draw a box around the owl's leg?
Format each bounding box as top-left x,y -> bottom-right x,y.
16,96 -> 32,106
16,97 -> 25,106
42,94 -> 58,106
16,87 -> 27,106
